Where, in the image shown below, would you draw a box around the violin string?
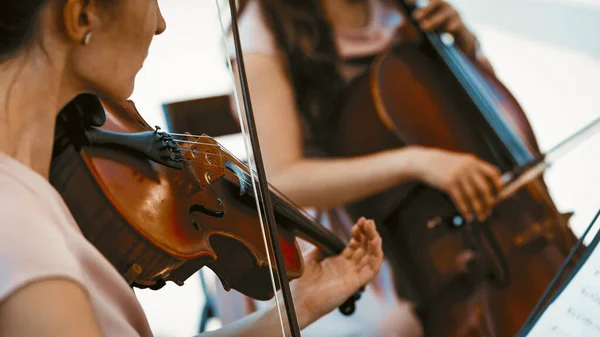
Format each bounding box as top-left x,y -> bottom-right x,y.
173,143 -> 246,162
163,130 -> 246,163
181,159 -> 224,168
177,147 -> 224,157
171,139 -> 240,160
171,139 -> 221,147
175,138 -> 249,165
167,131 -> 213,139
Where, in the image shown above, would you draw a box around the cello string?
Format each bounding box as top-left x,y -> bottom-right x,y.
424,31 -> 532,164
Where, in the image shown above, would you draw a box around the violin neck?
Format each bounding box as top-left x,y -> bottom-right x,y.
232,162 -> 347,255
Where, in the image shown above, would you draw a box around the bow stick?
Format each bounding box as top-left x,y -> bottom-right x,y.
226,0 -> 302,335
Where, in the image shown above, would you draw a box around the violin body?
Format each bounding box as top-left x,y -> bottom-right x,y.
51,95 -> 307,300
329,20 -> 578,337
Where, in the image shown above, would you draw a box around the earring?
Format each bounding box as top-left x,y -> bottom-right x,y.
81,31 -> 92,46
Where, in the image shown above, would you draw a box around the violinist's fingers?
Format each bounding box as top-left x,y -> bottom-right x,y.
347,218 -> 379,265
362,219 -> 379,241
360,224 -> 371,250
351,246 -> 367,266
304,247 -> 325,263
369,235 -> 384,270
351,217 -> 366,240
357,253 -> 372,271
460,177 -> 486,221
364,220 -> 382,252
418,3 -> 455,31
357,248 -> 383,281
358,233 -> 383,269
449,185 -> 473,223
342,238 -> 360,259
350,234 -> 369,265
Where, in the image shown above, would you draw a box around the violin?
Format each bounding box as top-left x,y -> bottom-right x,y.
326,1 -> 584,336
50,94 -> 361,314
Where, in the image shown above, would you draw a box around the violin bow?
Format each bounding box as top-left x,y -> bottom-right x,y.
224,0 -> 302,335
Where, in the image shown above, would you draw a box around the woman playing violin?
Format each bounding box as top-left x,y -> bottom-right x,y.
0,0 -> 385,336
222,0 -> 507,335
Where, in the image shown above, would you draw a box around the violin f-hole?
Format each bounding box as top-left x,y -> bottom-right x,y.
190,204 -> 225,219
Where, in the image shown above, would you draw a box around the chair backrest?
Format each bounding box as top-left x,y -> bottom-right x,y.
163,95 -> 241,137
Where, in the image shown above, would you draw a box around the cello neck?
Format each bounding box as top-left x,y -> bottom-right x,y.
396,0 -> 534,166
426,32 -> 534,166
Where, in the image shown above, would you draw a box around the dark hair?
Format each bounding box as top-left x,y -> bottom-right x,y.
237,0 -> 346,146
0,1 -> 49,61
0,0 -> 119,61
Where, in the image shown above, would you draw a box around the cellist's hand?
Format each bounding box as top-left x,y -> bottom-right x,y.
291,217 -> 383,327
407,146 -> 504,222
407,0 -> 478,57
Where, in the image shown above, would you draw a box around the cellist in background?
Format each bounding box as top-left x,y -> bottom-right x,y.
217,0 -> 505,336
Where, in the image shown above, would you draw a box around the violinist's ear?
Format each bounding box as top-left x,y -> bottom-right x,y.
61,0 -> 99,45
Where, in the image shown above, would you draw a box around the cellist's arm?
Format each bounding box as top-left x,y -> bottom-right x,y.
228,0 -> 503,221
231,54 -> 502,221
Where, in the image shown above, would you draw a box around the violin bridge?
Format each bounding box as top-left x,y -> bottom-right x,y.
181,134 -> 226,188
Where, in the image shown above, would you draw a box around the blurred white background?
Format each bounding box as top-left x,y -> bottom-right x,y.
129,0 -> 600,336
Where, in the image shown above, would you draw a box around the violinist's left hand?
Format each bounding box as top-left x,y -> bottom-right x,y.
407,0 -> 478,57
291,217 -> 383,327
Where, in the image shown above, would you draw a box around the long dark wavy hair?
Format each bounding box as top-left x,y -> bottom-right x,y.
236,0 -> 347,146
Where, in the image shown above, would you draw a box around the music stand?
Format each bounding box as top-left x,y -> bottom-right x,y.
162,95 -> 241,137
517,208 -> 600,336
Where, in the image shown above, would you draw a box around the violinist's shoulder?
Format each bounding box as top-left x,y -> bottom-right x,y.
0,154 -> 75,235
0,154 -> 86,305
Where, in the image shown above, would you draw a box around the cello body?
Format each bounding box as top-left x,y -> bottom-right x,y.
328,15 -> 578,337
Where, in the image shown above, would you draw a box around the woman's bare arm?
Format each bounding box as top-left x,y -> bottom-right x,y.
232,54 -> 421,209
0,279 -> 104,337
231,53 -> 503,221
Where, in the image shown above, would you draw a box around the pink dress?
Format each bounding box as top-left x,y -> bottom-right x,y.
0,151 -> 153,336
220,0 -> 424,336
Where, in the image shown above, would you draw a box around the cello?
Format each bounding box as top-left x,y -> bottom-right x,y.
327,0 -> 583,336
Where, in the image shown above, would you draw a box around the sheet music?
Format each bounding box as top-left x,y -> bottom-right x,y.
525,227 -> 600,337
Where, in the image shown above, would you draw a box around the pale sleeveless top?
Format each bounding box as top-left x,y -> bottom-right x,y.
231,0 -> 403,81
230,0 -> 405,159
0,152 -> 153,336
221,1 -> 423,336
